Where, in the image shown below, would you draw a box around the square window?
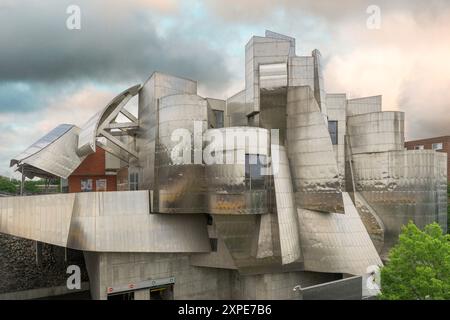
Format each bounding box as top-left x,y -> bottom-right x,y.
80,179 -> 93,192
96,179 -> 107,191
414,145 -> 424,150
432,143 -> 443,150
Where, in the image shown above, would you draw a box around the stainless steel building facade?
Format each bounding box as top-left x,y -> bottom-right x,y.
0,31 -> 447,300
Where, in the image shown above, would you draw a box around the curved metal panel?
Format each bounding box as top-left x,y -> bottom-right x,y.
352,150 -> 448,257
297,193 -> 382,275
155,94 -> 208,213
205,127 -> 271,215
347,111 -> 405,154
347,96 -> 382,117
272,144 -> 302,264
10,124 -> 85,179
136,72 -> 198,192
286,86 -> 343,212
77,84 -> 141,157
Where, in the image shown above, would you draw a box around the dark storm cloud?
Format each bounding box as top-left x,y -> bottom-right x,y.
0,0 -> 231,91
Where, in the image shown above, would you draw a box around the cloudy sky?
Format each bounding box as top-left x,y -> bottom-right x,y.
1,0 -> 449,177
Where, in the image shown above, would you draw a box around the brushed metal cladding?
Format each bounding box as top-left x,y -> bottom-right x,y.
264,30 -> 296,56
297,193 -> 382,275
190,223 -> 238,270
213,214 -> 287,273
352,150 -> 448,256
259,63 -> 288,90
259,89 -> 287,145
67,191 -> 210,252
353,192 -> 385,254
226,90 -> 248,127
347,112 -> 405,154
155,94 -> 208,213
0,191 -> 211,253
286,86 -> 344,213
272,144 -> 302,264
312,50 -> 327,116
204,127 -> 270,214
206,98 -> 227,128
10,124 -> 85,179
245,36 -> 292,115
346,96 -> 382,117
256,213 -> 275,258
77,85 -> 141,157
0,193 -> 75,246
326,93 -> 347,181
288,56 -> 315,90
136,72 -> 197,192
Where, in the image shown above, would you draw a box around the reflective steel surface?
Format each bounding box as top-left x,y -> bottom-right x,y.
10,124 -> 85,179
0,191 -> 210,253
286,86 -> 344,213
3,30 -> 447,280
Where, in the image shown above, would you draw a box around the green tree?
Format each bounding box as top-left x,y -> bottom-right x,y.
379,222 -> 450,300
447,185 -> 449,234
0,176 -> 17,194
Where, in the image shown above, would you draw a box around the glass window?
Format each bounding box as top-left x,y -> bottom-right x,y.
213,110 -> 224,128
81,179 -> 93,192
96,179 -> 107,191
129,172 -> 139,191
245,154 -> 267,190
210,238 -> 218,252
414,145 -> 424,150
432,143 -> 443,150
328,120 -> 338,145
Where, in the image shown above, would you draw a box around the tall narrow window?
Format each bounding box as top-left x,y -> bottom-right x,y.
328,120 -> 338,145
245,154 -> 267,190
213,110 -> 224,128
129,172 -> 139,191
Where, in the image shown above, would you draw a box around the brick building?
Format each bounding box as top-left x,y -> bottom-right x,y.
68,147 -> 119,192
405,136 -> 450,181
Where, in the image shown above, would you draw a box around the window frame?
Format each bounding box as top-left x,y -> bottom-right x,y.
328,120 -> 338,145
432,142 -> 443,150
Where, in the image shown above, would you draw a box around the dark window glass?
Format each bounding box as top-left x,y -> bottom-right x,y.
245,154 -> 267,190
328,120 -> 338,145
107,291 -> 134,300
213,110 -> 224,128
207,214 -> 213,226
210,238 -> 218,252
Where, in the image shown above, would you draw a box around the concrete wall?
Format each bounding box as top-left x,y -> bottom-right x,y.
86,251 -> 342,300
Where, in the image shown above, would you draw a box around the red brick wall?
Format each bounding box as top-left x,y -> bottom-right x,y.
68,175 -> 116,193
71,147 -> 106,176
405,136 -> 450,181
68,147 -> 117,192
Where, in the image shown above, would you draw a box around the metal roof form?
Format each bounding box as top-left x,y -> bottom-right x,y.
10,124 -> 85,179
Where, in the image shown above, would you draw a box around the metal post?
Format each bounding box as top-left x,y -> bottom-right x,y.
20,166 -> 25,196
